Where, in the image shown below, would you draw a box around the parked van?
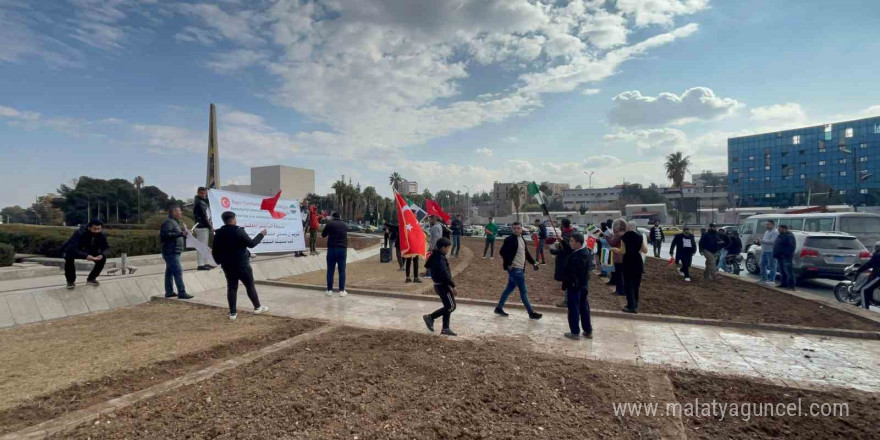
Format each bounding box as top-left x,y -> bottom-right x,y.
739,212 -> 880,249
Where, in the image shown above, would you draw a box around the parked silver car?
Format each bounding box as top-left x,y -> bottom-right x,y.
745,231 -> 872,280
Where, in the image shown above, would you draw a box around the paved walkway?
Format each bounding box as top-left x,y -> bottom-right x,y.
191,284 -> 880,393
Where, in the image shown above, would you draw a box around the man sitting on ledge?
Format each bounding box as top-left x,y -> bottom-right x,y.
63,218 -> 109,289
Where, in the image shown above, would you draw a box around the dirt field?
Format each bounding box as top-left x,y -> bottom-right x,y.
58,327 -> 876,440
447,239 -> 879,331
281,245 -> 472,293
315,234 -> 381,250
0,301 -> 320,434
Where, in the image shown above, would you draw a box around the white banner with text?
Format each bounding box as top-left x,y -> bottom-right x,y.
207,189 -> 306,253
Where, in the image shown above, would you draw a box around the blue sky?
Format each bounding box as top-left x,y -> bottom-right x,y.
2,0 -> 879,208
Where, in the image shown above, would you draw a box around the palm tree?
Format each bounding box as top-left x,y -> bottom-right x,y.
389,172 -> 403,193
332,180 -> 346,218
133,176 -> 144,223
509,184 -> 522,221
665,152 -> 691,224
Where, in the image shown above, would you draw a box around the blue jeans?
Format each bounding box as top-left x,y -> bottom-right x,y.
162,253 -> 186,295
566,287 -> 592,335
451,234 -> 461,257
536,239 -> 545,263
718,249 -> 728,272
497,268 -> 535,314
326,247 -> 347,291
760,251 -> 776,282
776,256 -> 795,288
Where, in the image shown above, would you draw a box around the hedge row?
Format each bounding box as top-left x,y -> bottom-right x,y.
0,225 -> 162,258
0,243 -> 14,267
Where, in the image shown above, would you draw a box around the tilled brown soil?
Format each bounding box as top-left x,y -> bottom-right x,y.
315,234 -> 381,250
670,371 -> 879,439
453,239 -> 879,331
0,302 -> 320,435
57,327 -> 876,440
57,327 -> 671,439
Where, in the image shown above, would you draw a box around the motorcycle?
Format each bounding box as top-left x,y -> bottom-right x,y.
834,263 -> 875,306
725,253 -> 743,275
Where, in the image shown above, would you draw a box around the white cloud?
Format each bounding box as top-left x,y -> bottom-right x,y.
859,105 -> 880,118
207,49 -> 268,73
584,154 -> 622,167
604,128 -> 690,157
502,136 -> 520,144
474,147 -> 493,157
750,103 -> 807,126
0,105 -> 41,121
0,2 -> 83,67
607,86 -> 742,127
616,0 -> 710,27
582,88 -> 601,95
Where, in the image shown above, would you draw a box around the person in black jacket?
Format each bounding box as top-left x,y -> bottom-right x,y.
562,233 -> 593,340
192,187 -> 214,270
857,241 -> 880,310
63,219 -> 110,289
423,237 -> 457,336
698,223 -> 722,281
773,224 -> 797,289
648,221 -> 665,258
322,212 -> 349,297
386,220 -> 403,270
669,227 -> 697,281
212,211 -> 269,320
160,205 -> 191,299
450,215 -> 463,258
535,218 -> 548,264
494,222 -> 542,320
722,231 -> 743,273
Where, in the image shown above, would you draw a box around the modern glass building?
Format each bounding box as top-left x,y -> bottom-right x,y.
728,116 -> 880,207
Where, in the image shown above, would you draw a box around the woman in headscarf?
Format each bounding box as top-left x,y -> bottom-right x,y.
611,220 -> 648,313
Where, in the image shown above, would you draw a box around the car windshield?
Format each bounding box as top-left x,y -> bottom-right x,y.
804,237 -> 863,250
840,217 -> 880,234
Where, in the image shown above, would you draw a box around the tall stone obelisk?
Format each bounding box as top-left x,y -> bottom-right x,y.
206,103 -> 220,189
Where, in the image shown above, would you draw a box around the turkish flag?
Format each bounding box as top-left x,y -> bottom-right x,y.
260,191 -> 287,219
395,191 -> 426,258
586,235 -> 597,252
425,198 -> 451,224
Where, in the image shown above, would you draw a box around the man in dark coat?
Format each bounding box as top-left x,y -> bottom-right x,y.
494,222 -> 542,320
160,205 -> 191,299
773,224 -> 797,289
212,211 -> 268,320
63,218 -> 109,289
192,187 -> 214,270
322,211 -> 349,296
669,227 -> 697,281
562,233 -> 593,340
550,218 -> 575,307
648,221 -> 665,258
698,223 -> 722,281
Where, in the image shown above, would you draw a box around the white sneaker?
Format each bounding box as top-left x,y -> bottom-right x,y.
229,313 -> 237,320
325,290 -> 333,297
254,306 -> 269,314
684,278 -> 691,282
339,290 -> 348,297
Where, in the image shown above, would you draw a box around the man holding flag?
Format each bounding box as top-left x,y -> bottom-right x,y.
396,190 -> 427,284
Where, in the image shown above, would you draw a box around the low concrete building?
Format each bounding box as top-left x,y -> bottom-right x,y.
625,204 -> 669,225
562,186 -> 624,209
250,165 -> 315,202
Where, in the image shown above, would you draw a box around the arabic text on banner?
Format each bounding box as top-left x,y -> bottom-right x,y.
207,189 -> 306,253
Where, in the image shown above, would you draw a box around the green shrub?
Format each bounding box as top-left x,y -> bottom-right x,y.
144,213 -> 196,231
0,225 -> 162,258
0,243 -> 14,267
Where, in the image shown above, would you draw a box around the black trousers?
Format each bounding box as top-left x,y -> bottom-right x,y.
483,239 -> 494,257
224,265 -> 261,314
614,263 -> 625,295
392,239 -> 403,268
64,255 -> 106,284
405,257 -> 420,278
680,256 -> 692,278
383,233 -> 390,248
429,284 -> 456,329
624,274 -> 642,311
653,241 -> 662,258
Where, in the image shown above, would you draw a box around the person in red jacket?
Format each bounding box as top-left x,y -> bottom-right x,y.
305,202 -> 323,256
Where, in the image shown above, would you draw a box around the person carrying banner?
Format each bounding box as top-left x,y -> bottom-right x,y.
212,211 -> 269,320
193,187 -> 214,270
395,190 -> 427,284
322,212 -> 348,297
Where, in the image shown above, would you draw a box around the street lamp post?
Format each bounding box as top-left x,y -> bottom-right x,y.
583,170 -> 595,188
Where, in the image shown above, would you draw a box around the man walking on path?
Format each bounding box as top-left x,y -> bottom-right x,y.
304,202 -> 323,256
698,223 -> 722,281
423,237 -> 458,336
494,222 -> 543,320
212,211 -> 269,320
322,212 -> 348,297
774,224 -> 797,290
759,220 -> 779,284
63,218 -> 109,289
483,217 -> 498,259
535,218 -> 547,264
648,221 -> 664,258
562,233 -> 592,340
450,214 -> 464,258
193,187 -> 214,270
160,205 -> 191,299
669,227 -> 697,281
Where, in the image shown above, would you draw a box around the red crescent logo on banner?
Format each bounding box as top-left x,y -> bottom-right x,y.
220,197 -> 231,208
